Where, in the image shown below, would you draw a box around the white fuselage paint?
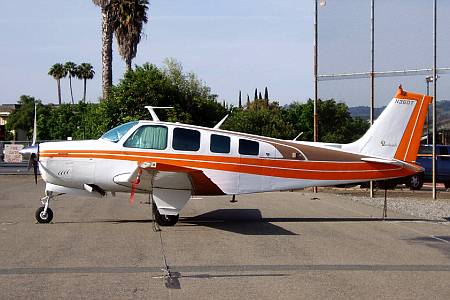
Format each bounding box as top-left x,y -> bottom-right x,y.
37,126 -> 365,197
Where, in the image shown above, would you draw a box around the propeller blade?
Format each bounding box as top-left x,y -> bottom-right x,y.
33,155 -> 38,184
20,145 -> 39,184
27,153 -> 35,171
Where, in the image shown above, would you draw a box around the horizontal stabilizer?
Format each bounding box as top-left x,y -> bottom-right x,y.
361,157 -> 402,166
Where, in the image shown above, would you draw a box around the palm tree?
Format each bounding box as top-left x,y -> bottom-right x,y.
92,0 -> 114,100
112,0 -> 149,71
77,63 -> 95,102
64,62 -> 78,104
48,63 -> 67,105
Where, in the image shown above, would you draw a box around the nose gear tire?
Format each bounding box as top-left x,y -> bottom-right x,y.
35,207 -> 53,223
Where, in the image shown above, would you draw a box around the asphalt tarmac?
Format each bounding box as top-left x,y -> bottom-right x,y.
0,175 -> 449,299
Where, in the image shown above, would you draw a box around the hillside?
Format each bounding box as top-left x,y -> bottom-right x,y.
349,100 -> 450,129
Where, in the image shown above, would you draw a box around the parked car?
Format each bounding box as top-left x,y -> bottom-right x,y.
406,145 -> 450,190
361,145 -> 450,190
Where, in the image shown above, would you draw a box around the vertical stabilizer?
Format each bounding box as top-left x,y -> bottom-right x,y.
343,86 -> 432,162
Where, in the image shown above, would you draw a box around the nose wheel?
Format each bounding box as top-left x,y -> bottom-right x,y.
35,206 -> 53,223
35,192 -> 54,224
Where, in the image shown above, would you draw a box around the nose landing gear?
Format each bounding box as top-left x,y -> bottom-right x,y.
35,192 -> 54,223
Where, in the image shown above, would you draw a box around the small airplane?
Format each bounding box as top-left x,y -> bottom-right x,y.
20,86 -> 431,226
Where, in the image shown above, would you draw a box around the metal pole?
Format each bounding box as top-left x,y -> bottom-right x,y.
313,0 -> 318,144
313,0 -> 318,193
427,79 -> 430,144
432,0 -> 437,199
370,0 -> 375,198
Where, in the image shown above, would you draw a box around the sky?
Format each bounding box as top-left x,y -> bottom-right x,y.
0,0 -> 449,108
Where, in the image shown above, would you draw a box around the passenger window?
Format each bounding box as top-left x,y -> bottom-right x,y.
173,128 -> 200,151
239,139 -> 259,156
124,125 -> 168,150
210,134 -> 230,154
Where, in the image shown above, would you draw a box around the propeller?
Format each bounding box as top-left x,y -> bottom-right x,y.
20,143 -> 39,184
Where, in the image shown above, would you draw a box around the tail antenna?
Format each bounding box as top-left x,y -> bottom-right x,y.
398,84 -> 406,96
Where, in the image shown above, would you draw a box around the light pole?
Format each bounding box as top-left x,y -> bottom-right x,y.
313,0 -> 318,193
426,75 -> 439,144
432,0 -> 437,199
426,76 -> 432,144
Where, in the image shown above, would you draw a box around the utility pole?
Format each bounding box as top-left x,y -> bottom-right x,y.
313,0 -> 319,193
370,0 -> 375,198
432,0 -> 437,199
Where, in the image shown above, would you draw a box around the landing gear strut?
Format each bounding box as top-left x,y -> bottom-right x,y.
35,192 -> 54,223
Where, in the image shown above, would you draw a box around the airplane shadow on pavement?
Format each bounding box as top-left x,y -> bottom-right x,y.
180,209 -> 297,236
179,209 -> 432,236
54,209 -> 437,236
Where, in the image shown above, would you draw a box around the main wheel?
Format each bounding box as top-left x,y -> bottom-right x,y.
152,203 -> 179,226
35,206 -> 53,223
409,173 -> 424,190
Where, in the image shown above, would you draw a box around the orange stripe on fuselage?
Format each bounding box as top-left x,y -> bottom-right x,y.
39,149 -> 416,181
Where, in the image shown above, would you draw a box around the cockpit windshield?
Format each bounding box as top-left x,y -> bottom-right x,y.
100,121 -> 138,142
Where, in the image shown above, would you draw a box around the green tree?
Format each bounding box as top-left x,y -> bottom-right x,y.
38,102 -> 107,140
238,90 -> 242,108
112,0 -> 149,71
162,58 -> 227,127
223,100 -> 295,139
48,63 -> 67,105
103,63 -> 177,129
285,99 -> 370,143
77,63 -> 95,102
6,96 -> 45,140
92,0 -> 114,99
64,62 -> 78,104
102,61 -> 227,131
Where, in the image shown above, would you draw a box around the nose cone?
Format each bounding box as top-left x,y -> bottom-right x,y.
19,145 -> 38,160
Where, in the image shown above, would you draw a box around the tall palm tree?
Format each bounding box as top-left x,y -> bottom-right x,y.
112,0 -> 149,71
92,0 -> 114,100
64,62 -> 78,104
77,63 -> 95,102
48,63 -> 67,105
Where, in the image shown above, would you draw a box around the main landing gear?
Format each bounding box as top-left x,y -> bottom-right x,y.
152,202 -> 179,226
35,192 -> 54,223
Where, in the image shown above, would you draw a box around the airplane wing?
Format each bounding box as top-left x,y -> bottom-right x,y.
117,161 -> 224,216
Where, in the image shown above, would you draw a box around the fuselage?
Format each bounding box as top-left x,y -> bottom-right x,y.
37,120 -> 420,196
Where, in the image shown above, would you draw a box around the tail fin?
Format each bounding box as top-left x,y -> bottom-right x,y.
343,86 -> 432,163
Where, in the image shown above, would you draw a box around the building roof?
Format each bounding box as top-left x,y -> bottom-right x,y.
0,104 -> 18,114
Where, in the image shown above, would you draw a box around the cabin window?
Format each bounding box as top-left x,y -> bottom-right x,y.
239,139 -> 259,156
210,134 -> 230,154
173,128 -> 200,151
124,125 -> 168,150
101,121 -> 138,143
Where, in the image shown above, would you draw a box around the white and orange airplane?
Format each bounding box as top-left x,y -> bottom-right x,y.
21,86 -> 431,226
